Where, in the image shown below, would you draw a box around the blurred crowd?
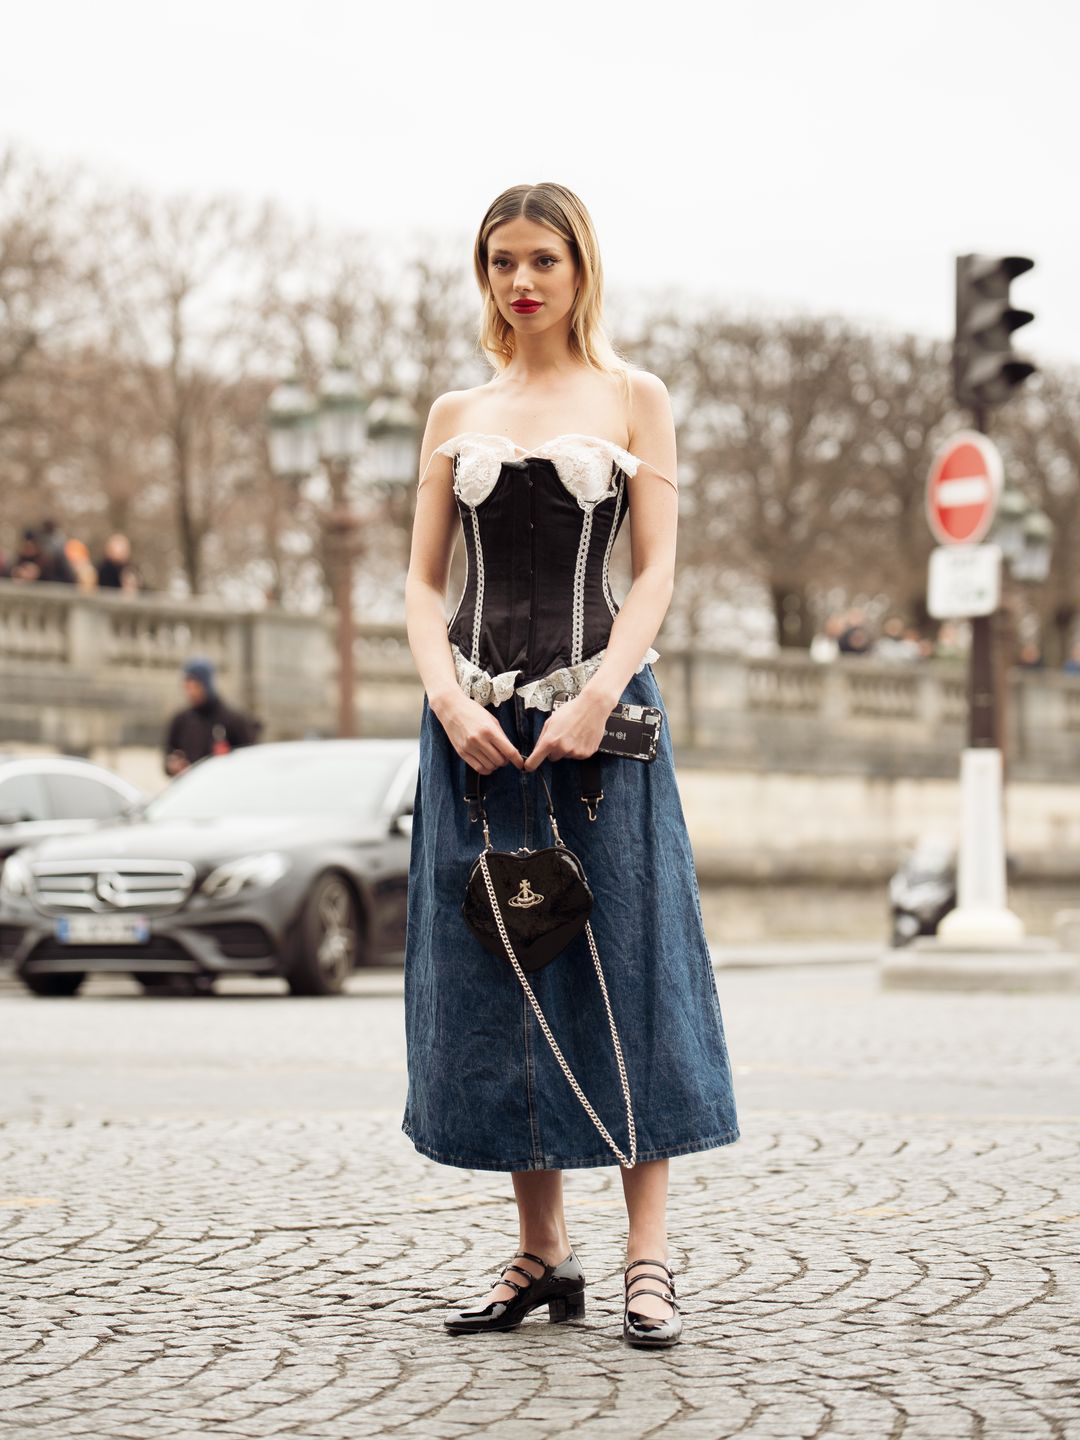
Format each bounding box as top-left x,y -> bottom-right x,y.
810,608 -> 1080,674
0,522 -> 144,594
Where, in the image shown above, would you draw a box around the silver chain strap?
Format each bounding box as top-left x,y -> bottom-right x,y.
477,850 -> 638,1169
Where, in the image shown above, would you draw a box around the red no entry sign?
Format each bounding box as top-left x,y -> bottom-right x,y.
926,431 -> 1003,545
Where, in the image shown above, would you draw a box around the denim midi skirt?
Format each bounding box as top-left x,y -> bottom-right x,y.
401,663 -> 741,1172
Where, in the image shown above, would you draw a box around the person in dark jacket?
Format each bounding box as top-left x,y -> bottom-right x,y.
4,528 -> 76,584
96,533 -> 137,589
163,656 -> 257,776
39,519 -> 78,584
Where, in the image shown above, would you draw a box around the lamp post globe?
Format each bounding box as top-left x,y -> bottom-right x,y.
365,391 -> 421,487
266,376 -> 318,481
990,486 -> 1029,569
317,356 -> 368,464
1012,508 -> 1054,585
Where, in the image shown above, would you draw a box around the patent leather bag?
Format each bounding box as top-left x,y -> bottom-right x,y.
461,762 -> 638,1167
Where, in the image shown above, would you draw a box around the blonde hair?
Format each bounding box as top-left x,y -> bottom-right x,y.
472,182 -> 634,422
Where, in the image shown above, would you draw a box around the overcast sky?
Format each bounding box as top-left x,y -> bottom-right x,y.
4,0 -> 1077,363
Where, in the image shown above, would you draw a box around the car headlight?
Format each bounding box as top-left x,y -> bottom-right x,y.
201,851 -> 289,900
0,852 -> 33,901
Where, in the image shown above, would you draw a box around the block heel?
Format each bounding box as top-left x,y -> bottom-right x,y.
548,1287 -> 586,1322
444,1248 -> 588,1334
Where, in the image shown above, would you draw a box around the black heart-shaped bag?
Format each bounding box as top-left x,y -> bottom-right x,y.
463,825 -> 593,973
459,760 -> 638,1167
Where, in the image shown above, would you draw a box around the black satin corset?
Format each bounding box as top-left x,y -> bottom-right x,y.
447,456 -> 631,688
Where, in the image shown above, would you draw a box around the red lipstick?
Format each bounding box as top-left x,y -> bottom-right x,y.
511,300 -> 542,313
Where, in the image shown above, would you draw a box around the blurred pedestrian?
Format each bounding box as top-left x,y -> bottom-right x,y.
1016,640 -> 1044,670
934,621 -> 968,660
163,656 -> 257,777
874,615 -> 921,662
39,519 -> 77,583
97,533 -> 139,590
837,607 -> 873,655
64,538 -> 99,591
906,624 -> 935,660
809,612 -> 845,662
5,527 -> 76,583
1063,642 -> 1080,676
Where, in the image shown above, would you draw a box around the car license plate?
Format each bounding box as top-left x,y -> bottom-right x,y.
55,915 -> 151,944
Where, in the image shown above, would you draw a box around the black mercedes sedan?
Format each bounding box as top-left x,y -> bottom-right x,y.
0,739 -> 418,997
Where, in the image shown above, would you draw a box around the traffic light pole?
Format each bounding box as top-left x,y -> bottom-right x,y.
937,406 -> 1025,946
967,404 -> 998,752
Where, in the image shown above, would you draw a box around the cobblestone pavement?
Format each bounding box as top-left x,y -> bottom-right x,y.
2,964 -> 1079,1439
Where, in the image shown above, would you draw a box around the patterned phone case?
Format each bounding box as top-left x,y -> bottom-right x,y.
551,693 -> 663,762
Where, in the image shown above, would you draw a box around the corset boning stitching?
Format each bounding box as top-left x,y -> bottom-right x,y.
444,448 -> 660,713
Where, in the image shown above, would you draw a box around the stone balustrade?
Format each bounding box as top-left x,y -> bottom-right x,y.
2,579 -> 1078,780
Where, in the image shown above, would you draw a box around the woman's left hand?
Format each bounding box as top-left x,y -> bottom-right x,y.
523,689 -> 614,771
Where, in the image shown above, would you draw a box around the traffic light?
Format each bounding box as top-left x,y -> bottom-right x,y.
954,254 -> 1036,411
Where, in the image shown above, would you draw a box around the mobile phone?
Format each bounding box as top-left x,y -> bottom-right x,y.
551,692 -> 663,762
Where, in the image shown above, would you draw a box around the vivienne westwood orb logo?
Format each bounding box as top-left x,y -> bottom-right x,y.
508,878 -> 544,909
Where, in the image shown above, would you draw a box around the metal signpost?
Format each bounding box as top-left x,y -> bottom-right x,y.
925,432 -> 1024,944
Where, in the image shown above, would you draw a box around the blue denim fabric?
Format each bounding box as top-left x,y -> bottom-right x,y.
401,663 -> 741,1171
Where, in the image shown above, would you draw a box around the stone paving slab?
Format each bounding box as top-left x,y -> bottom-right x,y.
1,968 -> 1079,1438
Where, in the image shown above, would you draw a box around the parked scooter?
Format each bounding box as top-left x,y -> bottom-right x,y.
888,837 -> 1020,946
888,838 -> 956,946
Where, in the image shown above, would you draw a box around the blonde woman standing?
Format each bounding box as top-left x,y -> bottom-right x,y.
402,182 -> 740,1347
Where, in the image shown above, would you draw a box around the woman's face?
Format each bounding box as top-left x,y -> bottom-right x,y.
486,216 -> 579,332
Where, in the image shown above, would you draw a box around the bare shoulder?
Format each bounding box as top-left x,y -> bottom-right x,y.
424,387 -> 468,438
627,368 -> 674,445
625,367 -> 678,493
416,384 -> 493,492
628,367 -> 672,414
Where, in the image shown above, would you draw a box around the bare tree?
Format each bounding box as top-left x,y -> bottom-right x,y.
853,330 -> 959,630
96,186 -> 288,592
0,146 -> 106,530
646,310 -> 875,647
998,367 -> 1080,665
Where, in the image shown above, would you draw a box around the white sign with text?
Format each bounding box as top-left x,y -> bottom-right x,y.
927,543 -> 1001,619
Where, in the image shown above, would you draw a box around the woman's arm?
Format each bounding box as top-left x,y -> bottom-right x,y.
406,394 -> 463,714
585,369 -> 678,704
406,395 -> 525,774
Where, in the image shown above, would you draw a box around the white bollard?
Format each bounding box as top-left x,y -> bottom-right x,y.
936,746 -> 1026,945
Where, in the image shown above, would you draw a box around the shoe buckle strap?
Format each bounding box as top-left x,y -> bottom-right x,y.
624,1257 -> 674,1277
627,1284 -> 676,1305
513,1250 -> 550,1269
500,1263 -> 536,1285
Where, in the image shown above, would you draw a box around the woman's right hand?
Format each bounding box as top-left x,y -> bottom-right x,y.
432,694 -> 525,775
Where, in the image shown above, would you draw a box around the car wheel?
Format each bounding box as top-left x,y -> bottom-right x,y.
286,871 -> 362,996
20,972 -> 86,997
134,974 -> 216,996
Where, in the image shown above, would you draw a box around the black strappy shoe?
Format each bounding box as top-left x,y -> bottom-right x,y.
623,1257 -> 683,1348
443,1248 -> 587,1335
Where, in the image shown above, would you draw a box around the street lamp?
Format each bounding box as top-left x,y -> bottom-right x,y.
365,390 -> 421,488
266,376 -> 318,480
317,358 -> 368,463
1011,508 -> 1055,585
979,486 -> 1056,794
265,362 -> 420,740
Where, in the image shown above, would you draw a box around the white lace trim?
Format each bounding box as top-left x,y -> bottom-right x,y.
433,432 -> 643,509
467,505 -> 485,665
601,473 -> 624,621
570,507 -> 594,666
449,640 -> 659,713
